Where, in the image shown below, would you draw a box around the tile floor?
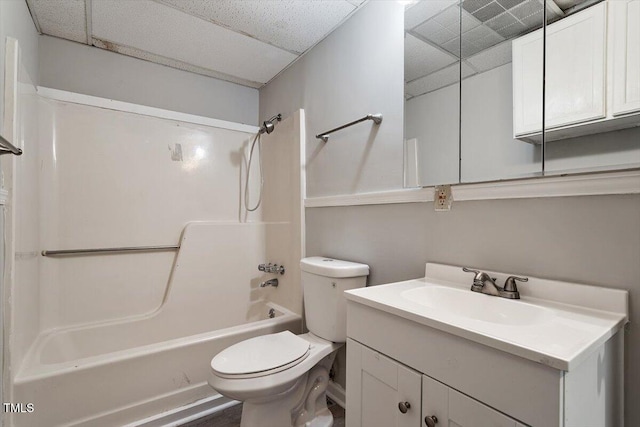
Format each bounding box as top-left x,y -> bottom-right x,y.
181,398 -> 345,427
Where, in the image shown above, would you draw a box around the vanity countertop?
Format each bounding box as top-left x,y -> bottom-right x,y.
345,263 -> 629,371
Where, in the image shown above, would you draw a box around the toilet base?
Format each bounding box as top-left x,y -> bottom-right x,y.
239,353 -> 337,427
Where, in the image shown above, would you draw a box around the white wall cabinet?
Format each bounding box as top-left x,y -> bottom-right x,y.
512,0 -> 640,142
612,0 -> 640,116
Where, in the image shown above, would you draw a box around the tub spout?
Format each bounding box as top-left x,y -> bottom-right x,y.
260,279 -> 278,288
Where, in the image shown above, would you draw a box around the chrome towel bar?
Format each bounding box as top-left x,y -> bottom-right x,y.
0,134 -> 23,156
41,245 -> 180,257
315,113 -> 382,142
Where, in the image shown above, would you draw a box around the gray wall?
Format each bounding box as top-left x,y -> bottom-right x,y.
307,196 -> 640,425
259,1 -> 405,197
38,36 -> 259,126
259,1 -> 640,425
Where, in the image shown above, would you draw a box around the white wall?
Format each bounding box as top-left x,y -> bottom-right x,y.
38,36 -> 259,126
0,0 -> 39,149
0,0 -> 39,409
259,1 -> 405,197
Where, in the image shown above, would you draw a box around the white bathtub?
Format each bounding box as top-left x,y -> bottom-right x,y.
12,302 -> 301,427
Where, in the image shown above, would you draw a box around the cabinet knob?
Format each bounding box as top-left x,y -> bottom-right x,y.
398,401 -> 411,414
424,415 -> 438,427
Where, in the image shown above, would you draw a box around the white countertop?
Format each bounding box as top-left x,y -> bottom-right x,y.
345,264 -> 629,371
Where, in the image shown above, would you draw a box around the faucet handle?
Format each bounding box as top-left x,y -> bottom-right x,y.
504,275 -> 528,292
462,267 -> 480,276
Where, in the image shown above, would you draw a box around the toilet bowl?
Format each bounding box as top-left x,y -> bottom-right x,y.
208,257 -> 369,427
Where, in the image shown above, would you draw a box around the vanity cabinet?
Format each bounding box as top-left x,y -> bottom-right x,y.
512,0 -> 640,142
347,339 -> 527,427
346,340 -> 421,427
345,299 -> 624,427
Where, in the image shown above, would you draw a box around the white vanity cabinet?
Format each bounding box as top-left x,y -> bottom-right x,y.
346,339 -> 528,427
422,375 -> 527,427
346,339 -> 422,427
512,0 -> 640,142
344,263 -> 628,427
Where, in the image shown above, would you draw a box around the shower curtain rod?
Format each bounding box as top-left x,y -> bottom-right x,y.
0,134 -> 23,155
41,245 -> 180,257
315,113 -> 383,142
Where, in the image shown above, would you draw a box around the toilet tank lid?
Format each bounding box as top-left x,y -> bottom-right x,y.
300,257 -> 369,278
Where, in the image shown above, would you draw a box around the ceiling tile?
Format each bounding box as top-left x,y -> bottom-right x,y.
91,0 -> 297,85
485,11 -> 518,30
405,33 -> 458,81
466,40 -> 512,72
414,20 -> 458,45
155,0 -> 356,55
405,0 -> 458,30
406,62 -> 475,97
496,0 -> 527,10
462,0 -> 494,14
442,37 -> 461,57
28,0 -> 87,43
495,20 -> 527,37
510,0 -> 544,20
472,2 -> 507,22
472,30 -> 505,49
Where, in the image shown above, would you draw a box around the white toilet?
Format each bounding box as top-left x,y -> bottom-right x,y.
208,256 -> 369,427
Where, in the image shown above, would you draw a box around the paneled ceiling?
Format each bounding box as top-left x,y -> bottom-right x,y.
405,0 -> 591,99
26,0 -> 366,88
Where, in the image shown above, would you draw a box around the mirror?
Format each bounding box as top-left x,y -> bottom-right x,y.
542,0 -> 640,175
460,0 -> 549,183
404,0 -> 640,188
404,1 -> 461,187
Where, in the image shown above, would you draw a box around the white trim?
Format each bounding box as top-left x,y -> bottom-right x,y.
304,170 -> 640,207
124,393 -> 239,427
327,380 -> 346,409
36,87 -> 260,134
0,189 -> 8,206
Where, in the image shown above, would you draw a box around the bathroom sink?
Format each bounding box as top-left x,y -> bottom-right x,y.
401,286 -> 554,326
345,263 -> 629,371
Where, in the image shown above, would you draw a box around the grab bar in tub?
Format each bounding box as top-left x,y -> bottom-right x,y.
41,245 -> 180,257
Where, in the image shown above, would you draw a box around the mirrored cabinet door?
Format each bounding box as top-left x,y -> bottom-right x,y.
404,1 -> 461,187
543,0 -> 640,175
460,0 -> 547,183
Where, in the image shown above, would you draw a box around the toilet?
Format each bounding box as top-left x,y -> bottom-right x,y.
208,256 -> 369,427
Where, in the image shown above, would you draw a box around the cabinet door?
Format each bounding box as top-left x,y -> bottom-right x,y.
612,0 -> 640,115
513,2 -> 607,136
422,375 -> 523,427
346,339 -> 422,427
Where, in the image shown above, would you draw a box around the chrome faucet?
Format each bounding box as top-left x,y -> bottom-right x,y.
260,278 -> 278,288
462,267 -> 527,299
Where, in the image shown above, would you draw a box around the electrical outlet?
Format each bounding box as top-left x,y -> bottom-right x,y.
434,185 -> 452,211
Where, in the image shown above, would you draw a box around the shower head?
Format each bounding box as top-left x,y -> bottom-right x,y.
259,114 -> 282,135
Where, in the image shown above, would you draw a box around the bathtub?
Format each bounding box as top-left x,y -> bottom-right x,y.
12,302 -> 301,427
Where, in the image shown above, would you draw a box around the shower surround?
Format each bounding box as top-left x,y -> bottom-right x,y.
3,43 -> 306,426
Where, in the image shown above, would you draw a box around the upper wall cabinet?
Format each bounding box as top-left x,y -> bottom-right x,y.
513,0 -> 640,142
612,0 -> 640,116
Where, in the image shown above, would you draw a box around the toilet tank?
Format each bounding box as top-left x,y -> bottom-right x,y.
300,257 -> 369,343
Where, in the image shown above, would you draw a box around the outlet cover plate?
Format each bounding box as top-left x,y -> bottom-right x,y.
434,185 -> 453,211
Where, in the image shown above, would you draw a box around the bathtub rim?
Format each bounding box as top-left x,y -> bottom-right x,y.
15,301 -> 300,383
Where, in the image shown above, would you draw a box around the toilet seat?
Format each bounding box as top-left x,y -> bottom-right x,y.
212,331 -> 310,379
